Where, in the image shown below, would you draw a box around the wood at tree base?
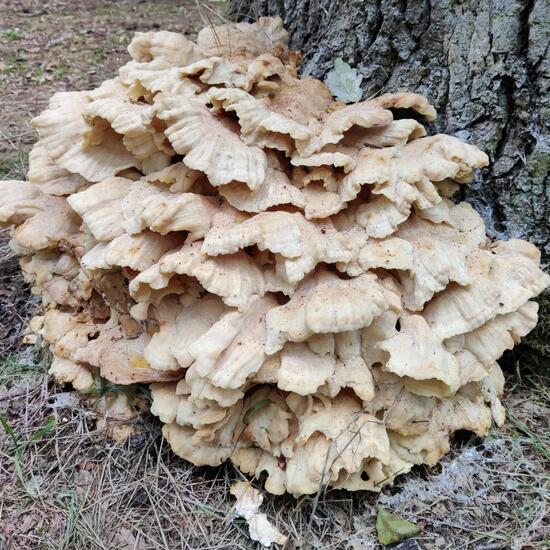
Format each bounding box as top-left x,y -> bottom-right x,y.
229,0 -> 549,252
228,0 -> 550,355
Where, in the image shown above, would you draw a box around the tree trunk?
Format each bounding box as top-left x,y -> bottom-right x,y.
228,0 -> 550,356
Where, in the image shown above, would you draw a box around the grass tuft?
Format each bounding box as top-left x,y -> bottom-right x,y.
1,29 -> 23,41
0,151 -> 28,179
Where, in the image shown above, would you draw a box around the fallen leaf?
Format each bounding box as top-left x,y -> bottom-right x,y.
230,481 -> 288,547
325,58 -> 363,103
49,392 -> 80,408
376,508 -> 421,546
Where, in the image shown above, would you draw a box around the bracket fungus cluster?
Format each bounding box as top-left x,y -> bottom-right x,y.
1,17 -> 549,496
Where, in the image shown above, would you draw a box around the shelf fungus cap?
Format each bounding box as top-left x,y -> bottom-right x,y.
1,17 -> 548,501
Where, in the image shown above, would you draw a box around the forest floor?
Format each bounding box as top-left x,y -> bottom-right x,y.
0,1 -> 549,549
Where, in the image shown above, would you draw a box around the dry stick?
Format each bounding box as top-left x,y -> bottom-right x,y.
423,518 -> 510,541
245,0 -> 274,48
0,391 -> 27,402
0,128 -> 18,151
101,505 -> 167,550
143,482 -> 171,550
73,467 -> 108,547
307,411 -> 371,531
1,129 -> 35,141
149,478 -> 195,550
150,483 -> 207,547
159,455 -> 213,539
200,0 -> 275,52
198,2 -> 231,24
40,266 -> 82,292
195,0 -> 223,56
157,458 -> 227,521
198,2 -> 234,56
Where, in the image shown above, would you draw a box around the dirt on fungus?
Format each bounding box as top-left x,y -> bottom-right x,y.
0,1 -> 548,549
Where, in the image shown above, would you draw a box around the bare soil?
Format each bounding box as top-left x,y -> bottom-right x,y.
0,2 -> 548,549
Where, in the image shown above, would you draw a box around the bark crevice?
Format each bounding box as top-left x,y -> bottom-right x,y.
229,0 -> 550,256
229,0 -> 550,355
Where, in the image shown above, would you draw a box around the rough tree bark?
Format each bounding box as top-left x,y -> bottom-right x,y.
229,0 -> 550,355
